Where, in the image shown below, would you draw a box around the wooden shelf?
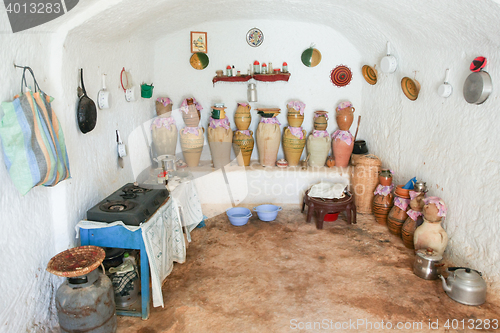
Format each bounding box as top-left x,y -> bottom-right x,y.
212,73 -> 291,85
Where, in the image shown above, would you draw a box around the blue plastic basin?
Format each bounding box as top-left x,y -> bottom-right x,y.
226,207 -> 252,226
253,204 -> 282,222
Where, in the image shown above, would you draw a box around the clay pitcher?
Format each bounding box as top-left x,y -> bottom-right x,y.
372,193 -> 394,225
234,103 -> 251,130
180,127 -> 204,167
151,115 -> 178,156
331,130 -> 354,167
233,130 -> 254,166
335,106 -> 354,131
256,122 -> 281,167
208,123 -> 232,169
283,127 -> 306,167
182,98 -> 201,127
313,111 -> 328,130
306,133 -> 331,167
287,107 -> 304,127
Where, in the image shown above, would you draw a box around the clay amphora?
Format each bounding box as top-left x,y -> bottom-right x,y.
207,125 -> 232,169
234,103 -> 251,130
283,127 -> 306,166
287,107 -> 304,127
233,130 -> 254,166
335,106 -> 354,131
372,193 -> 394,225
152,117 -> 177,156
313,111 -> 328,130
306,134 -> 331,167
155,100 -> 173,117
387,202 -> 409,237
183,98 -> 201,127
332,134 -> 354,167
256,122 -> 281,167
180,127 -> 204,167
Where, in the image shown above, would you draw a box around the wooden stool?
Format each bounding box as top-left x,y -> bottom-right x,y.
302,189 -> 356,229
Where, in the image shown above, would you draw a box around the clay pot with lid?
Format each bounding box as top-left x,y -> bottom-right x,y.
313,111 -> 328,130
379,169 -> 393,186
183,98 -> 201,127
335,106 -> 355,130
287,107 -> 304,127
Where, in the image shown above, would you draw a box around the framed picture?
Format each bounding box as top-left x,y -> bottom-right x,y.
191,31 -> 207,53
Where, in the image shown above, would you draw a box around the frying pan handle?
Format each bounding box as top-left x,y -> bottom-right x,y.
80,68 -> 87,96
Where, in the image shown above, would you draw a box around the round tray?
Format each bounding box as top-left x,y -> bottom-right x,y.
46,246 -> 105,277
331,65 -> 353,87
362,65 -> 377,85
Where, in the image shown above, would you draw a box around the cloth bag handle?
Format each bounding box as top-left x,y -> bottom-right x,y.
20,66 -> 41,93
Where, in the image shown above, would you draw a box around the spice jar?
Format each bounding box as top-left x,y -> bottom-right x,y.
282,62 -> 288,73
253,61 -> 260,74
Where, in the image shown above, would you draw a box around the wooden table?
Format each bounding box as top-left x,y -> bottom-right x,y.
302,189 -> 356,229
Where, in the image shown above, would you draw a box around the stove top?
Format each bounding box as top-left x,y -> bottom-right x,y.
86,183 -> 169,226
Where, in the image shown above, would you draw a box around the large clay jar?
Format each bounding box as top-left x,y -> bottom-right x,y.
372,193 -> 394,225
331,130 -> 354,167
283,126 -> 306,167
182,98 -> 201,127
413,197 -> 448,256
234,103 -> 251,130
286,101 -> 305,127
256,120 -> 281,167
401,192 -> 425,249
335,106 -> 355,131
151,116 -> 178,156
207,118 -> 232,169
313,111 -> 328,130
180,127 -> 204,167
233,130 -> 254,166
387,195 -> 410,237
306,132 -> 331,167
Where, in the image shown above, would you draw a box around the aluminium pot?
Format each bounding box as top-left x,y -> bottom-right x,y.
463,70 -> 492,105
413,248 -> 444,280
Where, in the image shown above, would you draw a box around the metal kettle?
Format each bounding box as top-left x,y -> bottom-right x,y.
439,267 -> 487,306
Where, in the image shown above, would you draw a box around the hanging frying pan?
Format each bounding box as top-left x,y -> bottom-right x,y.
77,68 -> 97,133
463,70 -> 492,104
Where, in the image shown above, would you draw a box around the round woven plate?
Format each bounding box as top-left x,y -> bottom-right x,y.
362,65 -> 377,85
401,77 -> 420,101
330,65 -> 352,87
47,246 -> 105,277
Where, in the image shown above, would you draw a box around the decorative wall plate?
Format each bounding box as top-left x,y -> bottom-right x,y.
330,65 -> 352,87
401,77 -> 420,101
190,52 -> 209,70
362,65 -> 377,85
301,48 -> 322,67
246,28 -> 264,47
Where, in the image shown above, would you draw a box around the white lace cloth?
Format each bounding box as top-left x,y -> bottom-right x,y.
75,181 -> 203,307
308,181 -> 347,199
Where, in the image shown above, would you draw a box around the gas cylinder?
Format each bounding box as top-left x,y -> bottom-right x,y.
55,269 -> 117,333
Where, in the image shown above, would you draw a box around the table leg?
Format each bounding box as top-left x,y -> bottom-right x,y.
139,241 -> 150,320
351,203 -> 357,224
346,206 -> 351,225
316,209 -> 327,230
306,202 -> 314,223
301,196 -> 306,213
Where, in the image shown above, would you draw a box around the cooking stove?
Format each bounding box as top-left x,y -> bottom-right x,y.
86,183 -> 169,226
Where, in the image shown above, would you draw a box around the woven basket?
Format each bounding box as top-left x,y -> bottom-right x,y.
46,246 -> 105,277
351,154 -> 381,214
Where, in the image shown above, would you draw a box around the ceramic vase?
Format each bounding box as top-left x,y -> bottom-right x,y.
287,107 -> 304,127
180,127 -> 204,167
332,133 -> 354,167
306,134 -> 331,167
234,103 -> 251,130
151,118 -> 178,157
372,193 -> 394,225
208,122 -> 232,169
387,198 -> 409,237
233,130 -> 254,166
283,127 -> 306,167
335,106 -> 354,131
256,122 -> 281,167
182,98 -> 201,127
313,111 -> 328,130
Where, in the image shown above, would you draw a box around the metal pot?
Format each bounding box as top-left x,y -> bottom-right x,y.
413,248 -> 444,280
439,267 -> 487,306
463,70 -> 492,105
97,74 -> 111,109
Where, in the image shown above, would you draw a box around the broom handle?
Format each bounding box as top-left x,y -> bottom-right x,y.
353,116 -> 361,142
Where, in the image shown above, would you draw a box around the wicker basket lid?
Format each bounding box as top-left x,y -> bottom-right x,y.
46,246 -> 105,277
356,154 -> 381,166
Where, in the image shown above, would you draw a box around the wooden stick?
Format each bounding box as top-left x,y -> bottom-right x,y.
353,115 -> 361,142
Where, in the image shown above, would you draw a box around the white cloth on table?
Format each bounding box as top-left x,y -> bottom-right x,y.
75,181 -> 203,308
308,181 -> 347,199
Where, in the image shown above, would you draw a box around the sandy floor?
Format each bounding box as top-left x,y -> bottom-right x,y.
116,206 -> 500,333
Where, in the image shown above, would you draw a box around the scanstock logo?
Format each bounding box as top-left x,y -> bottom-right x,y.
3,0 -> 79,33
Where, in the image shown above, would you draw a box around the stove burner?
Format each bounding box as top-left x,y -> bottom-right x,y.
100,200 -> 136,213
122,185 -> 151,195
120,193 -> 137,200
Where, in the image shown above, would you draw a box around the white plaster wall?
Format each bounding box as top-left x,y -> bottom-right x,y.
153,20 -> 363,162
